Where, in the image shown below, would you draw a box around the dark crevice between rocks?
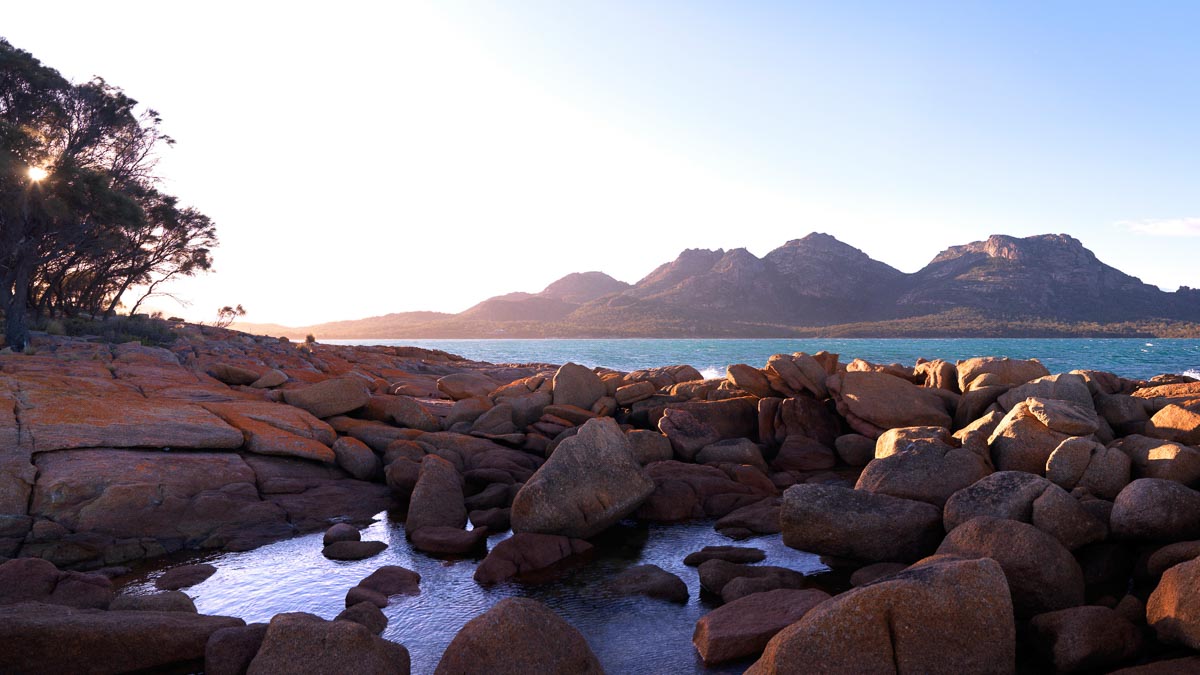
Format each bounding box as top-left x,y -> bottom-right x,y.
885,609 -> 902,674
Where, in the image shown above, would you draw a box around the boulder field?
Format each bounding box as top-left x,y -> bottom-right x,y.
2,327 -> 1200,671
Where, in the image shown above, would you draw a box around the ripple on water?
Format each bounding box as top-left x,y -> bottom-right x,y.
119,514 -> 828,673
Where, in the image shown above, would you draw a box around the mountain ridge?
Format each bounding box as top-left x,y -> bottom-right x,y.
234,233 -> 1200,339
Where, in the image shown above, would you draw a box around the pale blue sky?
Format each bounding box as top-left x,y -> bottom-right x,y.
4,1 -> 1198,324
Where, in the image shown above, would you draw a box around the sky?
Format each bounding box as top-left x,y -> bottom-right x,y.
4,1 -> 1199,326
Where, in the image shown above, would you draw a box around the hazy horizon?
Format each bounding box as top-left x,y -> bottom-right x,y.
5,1 -> 1199,325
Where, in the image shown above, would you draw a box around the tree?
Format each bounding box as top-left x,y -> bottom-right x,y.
214,304 -> 245,328
0,38 -> 216,350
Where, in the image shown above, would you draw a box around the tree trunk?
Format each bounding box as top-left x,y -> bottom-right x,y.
4,262 -> 33,351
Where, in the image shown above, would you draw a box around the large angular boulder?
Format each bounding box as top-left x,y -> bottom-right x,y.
726,364 -> 774,398
657,408 -> 720,461
780,484 -> 943,563
747,556 -> 1015,674
362,394 -> 439,432
551,363 -> 605,411
405,454 -> 467,534
988,399 -> 1085,475
247,612 -> 410,674
434,598 -> 602,675
828,371 -> 951,438
693,588 -> 830,664
1147,556 -> 1200,649
332,437 -> 381,481
0,601 -> 244,674
511,418 -> 653,538
997,373 -> 1094,412
637,461 -> 775,522
856,433 -> 991,507
937,516 -> 1084,618
205,623 -> 269,675
1110,435 -> 1200,485
282,377 -> 370,419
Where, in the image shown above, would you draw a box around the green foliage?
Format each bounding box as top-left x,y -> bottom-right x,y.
32,314 -> 178,346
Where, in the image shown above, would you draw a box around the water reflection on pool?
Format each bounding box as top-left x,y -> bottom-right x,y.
120,513 -> 829,673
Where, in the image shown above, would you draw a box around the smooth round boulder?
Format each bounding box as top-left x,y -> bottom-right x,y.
156,564 -> 217,591
856,436 -> 991,507
323,540 -> 388,561
1030,605 -> 1142,673
345,566 -> 421,608
781,483 -> 943,563
205,623 -> 268,675
323,523 -> 361,546
332,437 -> 381,481
1046,437 -> 1130,499
747,556 -> 1015,674
110,591 -> 197,613
1111,479 -> 1200,541
937,516 -> 1084,618
433,598 -> 602,675
282,378 -> 371,419
335,601 -> 388,635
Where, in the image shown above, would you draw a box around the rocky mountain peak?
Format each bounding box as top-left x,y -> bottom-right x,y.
539,272 -> 631,304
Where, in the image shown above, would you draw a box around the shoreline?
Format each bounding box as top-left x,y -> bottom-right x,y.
2,324 -> 1200,672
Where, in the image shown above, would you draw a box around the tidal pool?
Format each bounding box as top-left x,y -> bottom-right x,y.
119,513 -> 831,673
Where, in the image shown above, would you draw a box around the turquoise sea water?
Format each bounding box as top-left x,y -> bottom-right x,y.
325,338 -> 1200,381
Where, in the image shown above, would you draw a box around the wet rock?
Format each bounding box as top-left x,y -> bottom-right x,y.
1111,479 -> 1200,541
474,533 -> 593,584
780,483 -> 943,563
684,545 -> 766,566
0,557 -> 113,609
747,556 -> 1014,675
511,417 -> 653,538
205,623 -> 268,675
609,564 -> 688,603
1147,556 -> 1200,649
469,507 -> 510,532
406,455 -> 467,533
409,526 -> 488,555
345,566 -> 421,608
282,377 -> 371,418
1030,605 -> 1142,673
937,516 -> 1084,618
323,523 -> 360,546
698,559 -> 806,599
335,601 -> 388,635
110,591 -> 197,613
332,436 -> 381,481
434,597 -> 602,675
156,563 -> 217,591
247,611 -> 410,674
693,588 -> 830,665
0,601 -> 243,674
551,363 -> 605,411
323,540 -> 388,560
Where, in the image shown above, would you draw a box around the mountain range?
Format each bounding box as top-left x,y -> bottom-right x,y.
236,233 -> 1200,338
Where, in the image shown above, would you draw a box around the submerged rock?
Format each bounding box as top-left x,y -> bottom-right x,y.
608,564 -> 688,603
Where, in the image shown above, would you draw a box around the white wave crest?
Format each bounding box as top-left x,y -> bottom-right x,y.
1182,369 -> 1200,379
699,366 -> 725,381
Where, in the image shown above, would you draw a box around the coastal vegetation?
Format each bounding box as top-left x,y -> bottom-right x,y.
0,39 -> 216,351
